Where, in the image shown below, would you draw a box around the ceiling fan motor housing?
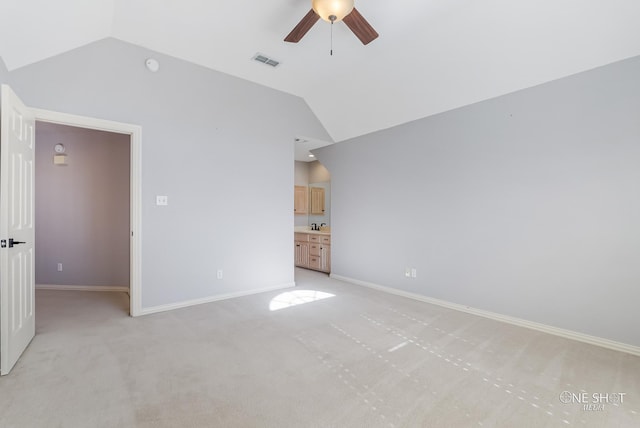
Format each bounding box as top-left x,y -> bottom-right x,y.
284,0 -> 378,45
312,0 -> 354,22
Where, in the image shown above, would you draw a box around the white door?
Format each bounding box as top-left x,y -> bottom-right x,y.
0,84 -> 36,375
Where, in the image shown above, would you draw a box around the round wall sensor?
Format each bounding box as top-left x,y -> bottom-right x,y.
145,58 -> 160,72
54,143 -> 65,153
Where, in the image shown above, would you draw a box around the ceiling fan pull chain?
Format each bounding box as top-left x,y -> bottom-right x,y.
330,20 -> 334,56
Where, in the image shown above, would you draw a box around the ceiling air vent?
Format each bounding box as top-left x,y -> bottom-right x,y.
253,53 -> 281,68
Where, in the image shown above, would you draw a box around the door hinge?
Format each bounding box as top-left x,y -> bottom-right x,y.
1,239 -> 6,248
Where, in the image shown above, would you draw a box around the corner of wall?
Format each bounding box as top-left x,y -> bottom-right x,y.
318,56 -> 640,348
6,38 -> 328,309
296,97 -> 335,144
0,56 -> 10,84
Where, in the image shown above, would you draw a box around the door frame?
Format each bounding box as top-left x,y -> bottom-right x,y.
32,108 -> 142,316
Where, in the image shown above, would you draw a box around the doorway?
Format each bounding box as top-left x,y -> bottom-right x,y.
35,122 -> 130,298
33,108 -> 142,316
1,86 -> 142,375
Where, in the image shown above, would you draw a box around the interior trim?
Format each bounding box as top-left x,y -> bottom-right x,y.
140,282 -> 296,316
331,274 -> 640,357
36,284 -> 129,292
32,108 -> 142,317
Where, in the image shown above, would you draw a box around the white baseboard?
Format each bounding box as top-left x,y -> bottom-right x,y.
140,282 -> 296,316
330,274 -> 640,357
36,284 -> 130,292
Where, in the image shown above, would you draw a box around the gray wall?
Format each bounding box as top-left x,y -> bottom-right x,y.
35,122 -> 130,287
294,161 -> 310,186
315,55 -> 640,347
4,38 -> 331,308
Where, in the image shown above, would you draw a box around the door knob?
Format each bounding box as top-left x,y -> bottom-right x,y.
8,239 -> 26,248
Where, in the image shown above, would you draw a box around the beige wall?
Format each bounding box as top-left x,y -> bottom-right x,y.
294,161 -> 309,227
308,160 -> 330,183
294,160 -> 331,227
35,122 -> 130,287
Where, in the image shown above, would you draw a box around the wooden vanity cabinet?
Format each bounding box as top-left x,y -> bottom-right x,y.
294,186 -> 308,215
295,233 -> 330,273
294,233 -> 309,267
320,235 -> 331,272
310,187 -> 325,215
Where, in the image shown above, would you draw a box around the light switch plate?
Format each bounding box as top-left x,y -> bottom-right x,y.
156,195 -> 168,206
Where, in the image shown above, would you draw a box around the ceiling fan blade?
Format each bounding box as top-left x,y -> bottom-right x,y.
284,9 -> 320,43
343,7 -> 379,45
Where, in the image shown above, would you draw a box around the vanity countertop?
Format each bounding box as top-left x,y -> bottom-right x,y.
294,226 -> 331,235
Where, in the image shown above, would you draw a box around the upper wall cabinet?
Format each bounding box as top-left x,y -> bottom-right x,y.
310,187 -> 325,215
294,185 -> 308,215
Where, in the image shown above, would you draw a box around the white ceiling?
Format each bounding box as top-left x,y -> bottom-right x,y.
2,0 -> 640,158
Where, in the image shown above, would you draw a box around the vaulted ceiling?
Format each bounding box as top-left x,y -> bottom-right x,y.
2,0 -> 640,144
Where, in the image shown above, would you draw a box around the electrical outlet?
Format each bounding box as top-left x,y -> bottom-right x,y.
405,267 -> 411,278
156,195 -> 168,206
411,268 -> 417,278
217,269 -> 223,280
57,263 -> 63,272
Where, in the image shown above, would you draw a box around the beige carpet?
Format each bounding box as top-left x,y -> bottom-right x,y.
1,268 -> 639,427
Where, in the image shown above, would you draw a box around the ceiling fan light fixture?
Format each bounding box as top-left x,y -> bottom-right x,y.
312,0 -> 354,22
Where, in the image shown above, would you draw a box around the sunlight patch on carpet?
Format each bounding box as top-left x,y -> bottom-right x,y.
269,290 -> 335,311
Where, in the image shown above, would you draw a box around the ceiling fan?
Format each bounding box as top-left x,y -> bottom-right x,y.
284,0 -> 379,46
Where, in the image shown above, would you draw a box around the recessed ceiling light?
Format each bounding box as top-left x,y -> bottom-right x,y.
308,154 -> 315,158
